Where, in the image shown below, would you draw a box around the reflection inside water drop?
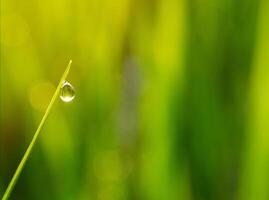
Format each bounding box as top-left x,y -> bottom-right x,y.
60,81 -> 75,102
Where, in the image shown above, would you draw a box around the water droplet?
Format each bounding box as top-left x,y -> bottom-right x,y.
60,81 -> 75,102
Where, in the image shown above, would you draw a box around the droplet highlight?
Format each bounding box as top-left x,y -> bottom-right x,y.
60,81 -> 75,102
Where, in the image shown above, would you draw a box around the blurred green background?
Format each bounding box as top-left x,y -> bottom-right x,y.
1,0 -> 269,199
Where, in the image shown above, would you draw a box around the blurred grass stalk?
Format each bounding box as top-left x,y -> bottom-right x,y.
2,61 -> 72,200
239,0 -> 269,199
138,0 -> 191,199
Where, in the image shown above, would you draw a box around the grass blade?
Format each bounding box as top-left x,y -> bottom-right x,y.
2,60 -> 72,200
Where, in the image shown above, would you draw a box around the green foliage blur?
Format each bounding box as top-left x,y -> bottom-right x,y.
1,0 -> 269,199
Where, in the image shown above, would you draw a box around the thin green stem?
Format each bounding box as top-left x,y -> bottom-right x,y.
2,60 -> 72,200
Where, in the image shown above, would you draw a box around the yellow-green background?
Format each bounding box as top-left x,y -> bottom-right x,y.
1,0 -> 269,199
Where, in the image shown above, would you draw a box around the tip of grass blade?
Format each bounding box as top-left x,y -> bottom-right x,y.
61,60 -> 72,84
